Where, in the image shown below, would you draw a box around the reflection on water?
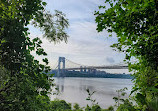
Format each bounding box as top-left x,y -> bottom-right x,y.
51,77 -> 133,109
56,78 -> 65,92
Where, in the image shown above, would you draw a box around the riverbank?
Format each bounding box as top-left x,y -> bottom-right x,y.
50,70 -> 133,79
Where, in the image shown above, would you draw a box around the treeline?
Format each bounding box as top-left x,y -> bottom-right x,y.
52,71 -> 133,79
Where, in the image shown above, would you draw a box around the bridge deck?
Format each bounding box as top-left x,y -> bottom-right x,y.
64,66 -> 128,70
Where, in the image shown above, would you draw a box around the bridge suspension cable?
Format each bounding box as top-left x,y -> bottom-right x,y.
52,57 -> 129,70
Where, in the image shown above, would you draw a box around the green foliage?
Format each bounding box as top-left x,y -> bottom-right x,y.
84,104 -> 114,111
85,89 -> 115,111
106,106 -> 114,111
85,104 -> 101,111
0,0 -> 68,110
50,99 -> 71,111
147,96 -> 158,111
95,0 -> 158,110
116,99 -> 135,111
73,103 -> 83,111
86,89 -> 98,105
113,87 -> 128,108
112,88 -> 135,111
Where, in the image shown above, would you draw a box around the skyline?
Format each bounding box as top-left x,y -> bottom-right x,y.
29,0 -> 129,73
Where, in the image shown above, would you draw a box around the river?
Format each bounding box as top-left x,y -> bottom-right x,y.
50,77 -> 133,109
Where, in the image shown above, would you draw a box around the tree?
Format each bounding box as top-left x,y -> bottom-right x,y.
95,0 -> 158,110
0,0 -> 68,110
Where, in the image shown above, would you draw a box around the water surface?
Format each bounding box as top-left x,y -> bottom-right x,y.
50,77 -> 133,109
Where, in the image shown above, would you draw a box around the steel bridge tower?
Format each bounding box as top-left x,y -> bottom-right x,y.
57,57 -> 65,77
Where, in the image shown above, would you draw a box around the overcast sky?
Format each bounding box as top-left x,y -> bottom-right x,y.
29,0 -> 129,73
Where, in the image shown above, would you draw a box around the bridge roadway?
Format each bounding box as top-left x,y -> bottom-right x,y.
64,65 -> 128,70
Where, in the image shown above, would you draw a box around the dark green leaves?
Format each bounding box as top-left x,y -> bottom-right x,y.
43,58 -> 49,65
32,10 -> 69,43
42,2 -> 47,6
95,0 -> 158,110
0,0 -> 69,110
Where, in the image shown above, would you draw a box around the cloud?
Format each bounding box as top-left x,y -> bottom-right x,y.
28,0 -> 129,73
45,0 -> 105,21
34,21 -> 124,66
29,20 -> 124,66
106,57 -> 115,63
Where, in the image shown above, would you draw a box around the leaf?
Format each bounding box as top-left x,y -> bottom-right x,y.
130,88 -> 139,95
42,58 -> 49,65
42,2 -> 47,6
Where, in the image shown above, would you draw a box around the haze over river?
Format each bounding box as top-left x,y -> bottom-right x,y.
50,77 -> 133,109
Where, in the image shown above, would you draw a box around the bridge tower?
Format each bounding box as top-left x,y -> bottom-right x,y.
80,66 -> 83,73
57,57 -> 65,77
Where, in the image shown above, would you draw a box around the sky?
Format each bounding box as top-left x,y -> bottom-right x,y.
29,0 -> 130,73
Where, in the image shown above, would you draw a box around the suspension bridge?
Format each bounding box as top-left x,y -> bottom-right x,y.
51,57 -> 129,77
